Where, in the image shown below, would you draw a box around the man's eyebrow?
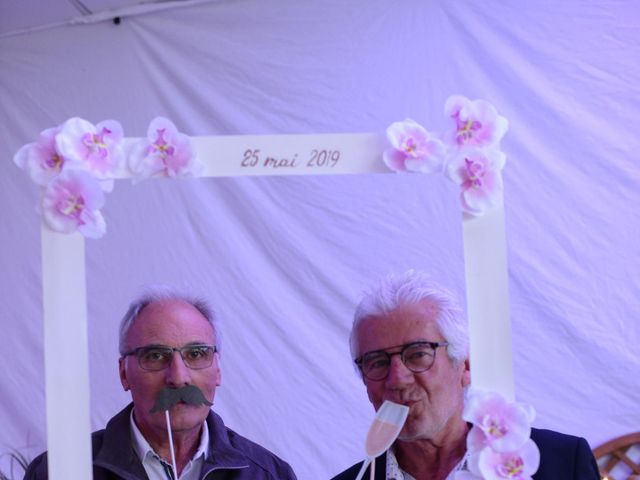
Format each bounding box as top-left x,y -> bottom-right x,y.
136,342 -> 213,349
362,348 -> 385,356
138,343 -> 170,349
362,340 -> 433,356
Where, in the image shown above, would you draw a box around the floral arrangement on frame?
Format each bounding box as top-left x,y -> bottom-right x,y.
458,389 -> 540,479
14,95 -> 508,239
13,117 -> 202,238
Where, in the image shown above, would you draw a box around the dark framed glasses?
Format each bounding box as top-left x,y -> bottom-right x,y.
122,344 -> 217,371
355,341 -> 448,381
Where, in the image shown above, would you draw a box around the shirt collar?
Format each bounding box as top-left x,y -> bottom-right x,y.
386,447 -> 469,480
129,409 -> 210,465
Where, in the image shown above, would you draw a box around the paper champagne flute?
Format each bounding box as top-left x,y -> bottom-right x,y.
354,400 -> 410,480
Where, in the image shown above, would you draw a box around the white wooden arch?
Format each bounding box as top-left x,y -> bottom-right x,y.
41,132 -> 513,479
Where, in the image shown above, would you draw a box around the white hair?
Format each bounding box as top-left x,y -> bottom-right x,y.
349,270 -> 469,365
118,285 -> 221,355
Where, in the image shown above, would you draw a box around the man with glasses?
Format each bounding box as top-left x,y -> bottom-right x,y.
331,270 -> 599,480
24,287 -> 297,480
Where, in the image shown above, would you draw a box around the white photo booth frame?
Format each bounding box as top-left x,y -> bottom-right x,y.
40,132 -> 513,479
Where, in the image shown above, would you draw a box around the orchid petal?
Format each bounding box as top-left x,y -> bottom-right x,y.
14,126 -> 67,185
519,404 -> 536,424
463,390 -> 532,452
467,425 -> 490,452
460,170 -> 503,216
446,149 -> 506,215
444,95 -> 509,149
477,439 -> 540,480
128,117 -> 202,181
383,119 -> 446,174
41,170 -> 106,238
383,148 -> 410,172
55,117 -> 124,177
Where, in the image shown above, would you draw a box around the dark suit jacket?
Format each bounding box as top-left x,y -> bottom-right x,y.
330,428 -> 600,479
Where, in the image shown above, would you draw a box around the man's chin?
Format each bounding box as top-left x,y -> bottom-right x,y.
167,405 -> 209,424
396,420 -> 430,443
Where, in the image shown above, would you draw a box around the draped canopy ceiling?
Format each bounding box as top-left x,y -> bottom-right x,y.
1,1 -> 638,478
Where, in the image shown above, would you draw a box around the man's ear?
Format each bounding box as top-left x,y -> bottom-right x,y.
214,353 -> 222,387
119,357 -> 130,391
461,358 -> 471,388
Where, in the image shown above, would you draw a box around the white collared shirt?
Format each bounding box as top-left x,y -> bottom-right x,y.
130,410 -> 209,480
386,448 -> 469,480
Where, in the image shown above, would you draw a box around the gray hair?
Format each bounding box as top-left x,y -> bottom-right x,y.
118,285 -> 221,356
349,270 -> 469,365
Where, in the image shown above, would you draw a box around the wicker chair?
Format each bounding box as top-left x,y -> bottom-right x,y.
593,432 -> 640,480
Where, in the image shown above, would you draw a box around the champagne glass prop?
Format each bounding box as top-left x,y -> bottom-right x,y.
354,400 -> 409,480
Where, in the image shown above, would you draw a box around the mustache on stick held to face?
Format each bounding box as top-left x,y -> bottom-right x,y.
150,385 -> 213,413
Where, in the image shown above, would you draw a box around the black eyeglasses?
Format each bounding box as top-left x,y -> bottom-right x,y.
354,341 -> 449,381
122,344 -> 217,371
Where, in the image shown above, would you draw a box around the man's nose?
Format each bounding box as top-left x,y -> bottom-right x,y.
165,351 -> 192,386
385,354 -> 414,388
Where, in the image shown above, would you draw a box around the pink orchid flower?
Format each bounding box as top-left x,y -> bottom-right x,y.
41,170 -> 106,238
444,95 -> 508,149
128,117 -> 202,180
13,126 -> 67,185
55,117 -> 124,178
463,391 -> 532,453
383,119 -> 446,173
471,440 -> 541,480
446,148 -> 506,215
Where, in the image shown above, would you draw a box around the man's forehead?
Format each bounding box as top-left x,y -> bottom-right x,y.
357,302 -> 442,341
130,299 -> 214,338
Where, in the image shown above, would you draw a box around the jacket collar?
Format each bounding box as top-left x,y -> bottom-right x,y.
94,403 -> 249,479
94,404 -> 149,479
201,407 -> 249,475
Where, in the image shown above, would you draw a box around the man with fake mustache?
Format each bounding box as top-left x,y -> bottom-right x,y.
24,287 -> 297,479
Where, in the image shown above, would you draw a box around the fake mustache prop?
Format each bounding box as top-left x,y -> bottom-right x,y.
150,385 -> 213,413
148,385 -> 213,480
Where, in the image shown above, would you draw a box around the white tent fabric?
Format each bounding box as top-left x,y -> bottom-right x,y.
1,1 -> 639,479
